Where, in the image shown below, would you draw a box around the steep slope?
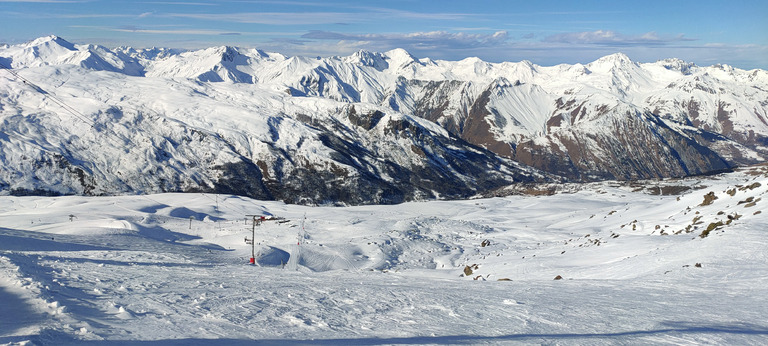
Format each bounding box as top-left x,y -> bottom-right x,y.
0,64 -> 546,204
439,53 -> 768,181
0,35 -> 144,76
143,45 -> 281,83
513,108 -> 733,180
2,36 -> 768,201
210,46 -> 765,181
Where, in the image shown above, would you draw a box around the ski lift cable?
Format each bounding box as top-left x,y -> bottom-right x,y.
1,64 -> 259,214
5,64 -> 266,216
0,62 -> 258,222
0,61 -> 134,148
0,62 -> 196,211
0,62 -> 97,127
198,192 -> 244,216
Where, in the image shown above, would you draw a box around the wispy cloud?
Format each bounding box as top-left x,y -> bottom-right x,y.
136,1 -> 217,5
165,6 -> 480,26
301,30 -> 510,51
0,0 -> 86,2
223,1 -> 344,7
299,29 -> 699,55
72,25 -> 301,37
59,13 -> 146,19
169,11 -> 359,25
72,25 -> 242,36
266,28 -> 764,69
115,28 -> 241,36
360,7 -> 475,21
450,27 -> 497,32
544,30 -> 696,46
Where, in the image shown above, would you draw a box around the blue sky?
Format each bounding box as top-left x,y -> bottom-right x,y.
1,0 -> 766,69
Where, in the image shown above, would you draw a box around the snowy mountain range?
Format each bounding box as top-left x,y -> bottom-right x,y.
1,35 -> 767,203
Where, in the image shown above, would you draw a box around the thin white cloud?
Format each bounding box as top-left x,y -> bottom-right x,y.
59,13 -> 144,19
169,11 -> 359,25
71,25 -> 302,37
263,28 -> 767,70
71,25 -> 241,36
450,27 -> 497,32
114,28 -> 240,36
0,0 -> 86,2
166,6 -> 481,26
136,1 -> 217,5
301,30 -> 510,51
544,30 -> 696,46
361,7 -> 475,21
224,1 -> 343,7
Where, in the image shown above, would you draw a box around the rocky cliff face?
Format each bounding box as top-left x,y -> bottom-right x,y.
384,57 -> 768,181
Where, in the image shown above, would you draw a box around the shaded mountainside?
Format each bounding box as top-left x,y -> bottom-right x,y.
0,54 -> 548,205
2,36 -> 768,203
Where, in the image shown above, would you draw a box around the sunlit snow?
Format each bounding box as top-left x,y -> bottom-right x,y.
1,166 -> 767,344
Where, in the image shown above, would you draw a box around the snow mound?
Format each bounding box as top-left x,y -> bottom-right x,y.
0,166 -> 767,343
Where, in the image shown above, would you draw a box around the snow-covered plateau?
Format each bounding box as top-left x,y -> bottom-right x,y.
2,36 -> 768,204
1,165 -> 767,345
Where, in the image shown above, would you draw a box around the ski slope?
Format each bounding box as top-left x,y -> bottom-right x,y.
1,165 -> 767,344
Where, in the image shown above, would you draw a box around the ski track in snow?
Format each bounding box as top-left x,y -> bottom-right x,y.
1,167 -> 768,345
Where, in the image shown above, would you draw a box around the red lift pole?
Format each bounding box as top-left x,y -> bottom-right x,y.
245,215 -> 265,265
245,215 -> 287,265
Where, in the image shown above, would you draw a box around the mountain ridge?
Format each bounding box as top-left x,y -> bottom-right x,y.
1,36 -> 767,203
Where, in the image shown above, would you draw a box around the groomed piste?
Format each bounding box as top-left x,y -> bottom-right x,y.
1,165 -> 767,344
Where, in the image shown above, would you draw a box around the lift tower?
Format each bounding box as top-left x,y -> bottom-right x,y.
244,215 -> 287,265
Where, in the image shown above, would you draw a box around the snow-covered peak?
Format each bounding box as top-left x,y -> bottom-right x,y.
383,48 -> 418,69
747,69 -> 768,83
248,48 -> 281,61
587,52 -> 636,72
518,59 -> 536,70
144,45 -> 255,82
0,35 -> 145,76
456,56 -> 492,74
655,58 -> 697,75
418,57 -> 437,66
710,63 -> 738,78
28,35 -> 76,51
500,60 -> 539,83
216,45 -> 239,62
2,35 -> 768,203
75,44 -> 144,76
489,76 -> 515,88
2,35 -> 78,68
115,46 -> 178,61
343,49 -> 389,71
569,63 -> 591,75
194,45 -> 245,63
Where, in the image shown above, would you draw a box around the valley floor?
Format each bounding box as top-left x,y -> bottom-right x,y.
1,166 -> 767,345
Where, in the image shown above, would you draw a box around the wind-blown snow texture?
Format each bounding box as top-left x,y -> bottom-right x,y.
1,165 -> 767,344
2,35 -> 768,203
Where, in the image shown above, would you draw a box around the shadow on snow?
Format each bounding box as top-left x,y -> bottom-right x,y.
24,321 -> 768,345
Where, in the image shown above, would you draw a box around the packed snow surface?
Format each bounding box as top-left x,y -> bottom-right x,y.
1,166 -> 767,345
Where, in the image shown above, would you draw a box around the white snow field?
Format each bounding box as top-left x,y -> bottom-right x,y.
1,165 -> 767,345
